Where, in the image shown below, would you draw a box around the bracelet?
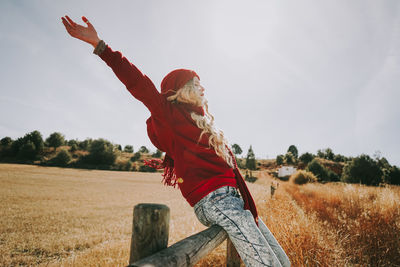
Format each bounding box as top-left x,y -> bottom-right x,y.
93,40 -> 106,55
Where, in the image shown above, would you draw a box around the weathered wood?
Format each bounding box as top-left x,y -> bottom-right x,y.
226,238 -> 242,267
129,203 -> 170,265
129,225 -> 227,267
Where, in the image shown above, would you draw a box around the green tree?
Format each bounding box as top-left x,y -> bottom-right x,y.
10,131 -> 44,159
299,152 -> 314,165
285,152 -> 295,165
67,139 -> 78,147
84,138 -> 117,166
245,145 -> 257,170
124,145 -> 134,153
382,166 -> 400,185
79,138 -> 92,151
152,149 -> 163,158
51,149 -> 71,166
130,152 -> 141,162
0,137 -> 13,157
287,145 -> 298,158
232,144 -> 243,155
276,154 -> 284,165
24,130 -> 44,154
18,141 -> 37,160
139,146 -> 149,153
341,154 -> 382,186
0,137 -> 13,147
306,158 -> 330,182
46,132 -> 65,151
70,144 -> 78,153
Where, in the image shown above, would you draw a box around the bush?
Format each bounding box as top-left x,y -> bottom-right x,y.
138,164 -> 157,172
341,154 -> 382,186
245,145 -> 257,170
290,170 -> 317,185
139,146 -> 149,153
285,152 -> 295,165
11,131 -> 44,159
382,166 -> 400,185
152,149 -> 163,158
70,144 -> 78,153
51,149 -> 71,166
45,132 -> 65,150
130,152 -> 141,162
83,138 -> 117,166
299,152 -> 314,165
18,141 -> 37,160
124,145 -> 134,153
287,145 -> 298,158
276,155 -> 284,165
306,158 -> 330,182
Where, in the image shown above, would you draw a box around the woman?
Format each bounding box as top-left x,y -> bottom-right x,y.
61,15 -> 289,267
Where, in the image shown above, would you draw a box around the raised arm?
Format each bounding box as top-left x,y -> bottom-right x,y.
61,15 -> 166,116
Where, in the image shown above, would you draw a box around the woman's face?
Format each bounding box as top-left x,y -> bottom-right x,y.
193,77 -> 205,97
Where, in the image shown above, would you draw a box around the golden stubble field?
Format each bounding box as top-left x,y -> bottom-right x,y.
1,163 -> 400,266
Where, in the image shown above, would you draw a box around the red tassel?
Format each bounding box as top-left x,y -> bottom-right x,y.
144,154 -> 179,188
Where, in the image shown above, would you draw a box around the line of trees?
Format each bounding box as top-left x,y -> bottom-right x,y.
276,145 -> 400,186
0,130 -> 158,172
0,131 -> 258,173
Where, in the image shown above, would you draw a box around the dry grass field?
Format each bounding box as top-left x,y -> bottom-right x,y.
1,163 -> 399,266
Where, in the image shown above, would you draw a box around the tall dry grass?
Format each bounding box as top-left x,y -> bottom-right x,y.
1,164 -> 399,266
285,182 -> 400,266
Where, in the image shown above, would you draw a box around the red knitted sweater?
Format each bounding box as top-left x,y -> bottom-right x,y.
98,45 -> 238,206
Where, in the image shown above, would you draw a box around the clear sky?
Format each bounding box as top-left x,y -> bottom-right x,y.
1,1 -> 399,166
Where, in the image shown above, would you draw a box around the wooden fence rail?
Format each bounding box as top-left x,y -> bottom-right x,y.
127,203 -> 241,267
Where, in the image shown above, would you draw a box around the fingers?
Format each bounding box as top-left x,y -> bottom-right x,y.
65,15 -> 77,27
82,16 -> 95,30
61,16 -> 78,37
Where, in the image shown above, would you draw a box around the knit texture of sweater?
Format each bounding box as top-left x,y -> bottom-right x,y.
96,44 -> 238,206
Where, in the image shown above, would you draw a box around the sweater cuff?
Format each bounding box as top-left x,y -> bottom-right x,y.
93,40 -> 106,55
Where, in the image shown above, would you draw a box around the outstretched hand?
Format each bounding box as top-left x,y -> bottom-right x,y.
61,15 -> 100,48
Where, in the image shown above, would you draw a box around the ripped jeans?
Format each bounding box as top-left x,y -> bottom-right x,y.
194,186 -> 289,267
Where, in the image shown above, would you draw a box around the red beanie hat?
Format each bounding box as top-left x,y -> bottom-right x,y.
161,69 -> 200,97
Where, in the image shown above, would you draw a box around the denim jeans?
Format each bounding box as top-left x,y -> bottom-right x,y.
194,186 -> 287,267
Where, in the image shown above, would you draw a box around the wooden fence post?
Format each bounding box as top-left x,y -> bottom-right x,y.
129,203 -> 170,265
226,238 -> 241,267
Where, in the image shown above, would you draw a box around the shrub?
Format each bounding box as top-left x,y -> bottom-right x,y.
70,144 -> 78,153
290,170 -> 317,185
124,145 -> 133,153
341,154 -> 382,186
51,149 -> 71,166
276,155 -> 284,165
382,166 -> 400,185
130,152 -> 141,162
18,141 -> 37,160
152,149 -> 163,158
0,137 -> 13,157
232,144 -> 243,155
78,139 -> 92,151
11,131 -> 44,159
245,145 -> 257,170
83,138 -> 117,166
285,152 -> 295,165
306,159 -> 330,182
0,137 -> 13,147
138,164 -> 156,172
299,152 -> 314,165
287,145 -> 298,158
139,146 -> 149,153
45,132 -> 65,151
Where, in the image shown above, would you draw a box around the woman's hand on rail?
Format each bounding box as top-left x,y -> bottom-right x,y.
61,15 -> 101,48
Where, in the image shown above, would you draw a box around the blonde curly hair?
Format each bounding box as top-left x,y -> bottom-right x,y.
166,77 -> 234,168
